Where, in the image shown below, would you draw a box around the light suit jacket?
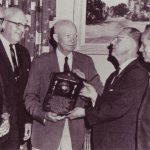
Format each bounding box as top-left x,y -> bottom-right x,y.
24,50 -> 103,150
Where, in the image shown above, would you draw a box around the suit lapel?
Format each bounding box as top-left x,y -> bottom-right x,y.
50,50 -> 60,72
15,44 -> 21,70
110,59 -> 138,87
72,52 -> 81,70
0,40 -> 14,74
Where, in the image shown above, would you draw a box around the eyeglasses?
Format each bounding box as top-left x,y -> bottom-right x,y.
4,19 -> 30,31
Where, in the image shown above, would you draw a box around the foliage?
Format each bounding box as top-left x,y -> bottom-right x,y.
111,3 -> 129,17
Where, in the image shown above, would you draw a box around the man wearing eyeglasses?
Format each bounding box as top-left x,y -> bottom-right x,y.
0,6 -> 10,144
0,7 -> 32,150
78,27 -> 149,150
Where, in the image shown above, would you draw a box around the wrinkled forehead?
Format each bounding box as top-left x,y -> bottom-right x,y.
58,24 -> 77,34
6,11 -> 27,24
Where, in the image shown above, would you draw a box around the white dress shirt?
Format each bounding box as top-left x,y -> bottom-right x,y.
56,48 -> 73,150
0,34 -> 18,71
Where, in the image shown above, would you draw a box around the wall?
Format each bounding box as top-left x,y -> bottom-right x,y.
89,55 -> 114,85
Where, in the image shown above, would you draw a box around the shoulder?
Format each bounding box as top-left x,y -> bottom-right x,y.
122,60 -> 149,87
73,51 -> 93,62
128,61 -> 149,78
16,44 -> 30,57
32,51 -> 55,64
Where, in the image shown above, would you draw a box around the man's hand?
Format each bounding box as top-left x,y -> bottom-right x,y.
67,107 -> 85,119
80,82 -> 98,106
0,113 -> 10,137
45,112 -> 65,122
23,123 -> 32,141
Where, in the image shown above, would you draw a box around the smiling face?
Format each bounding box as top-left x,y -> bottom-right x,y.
53,21 -> 77,55
2,9 -> 27,44
140,32 -> 150,62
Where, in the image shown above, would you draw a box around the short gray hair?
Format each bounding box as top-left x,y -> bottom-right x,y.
122,27 -> 141,48
54,19 -> 77,34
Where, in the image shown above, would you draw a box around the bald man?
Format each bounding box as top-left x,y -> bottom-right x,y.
80,27 -> 149,150
0,7 -> 32,150
24,19 -> 103,150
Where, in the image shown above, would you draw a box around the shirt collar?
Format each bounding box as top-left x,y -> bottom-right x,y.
56,48 -> 73,61
56,48 -> 73,72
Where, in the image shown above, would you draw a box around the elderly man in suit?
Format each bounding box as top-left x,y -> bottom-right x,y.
0,7 -> 32,150
136,24 -> 150,150
78,27 -> 149,150
24,19 -> 103,150
0,6 -> 10,141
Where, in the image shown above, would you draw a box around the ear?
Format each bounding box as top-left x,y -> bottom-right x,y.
53,34 -> 58,42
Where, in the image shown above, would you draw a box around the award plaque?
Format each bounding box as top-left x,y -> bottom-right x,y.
43,71 -> 85,115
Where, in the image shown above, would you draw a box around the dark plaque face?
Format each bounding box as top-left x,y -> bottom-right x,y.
43,71 -> 85,115
58,81 -> 70,94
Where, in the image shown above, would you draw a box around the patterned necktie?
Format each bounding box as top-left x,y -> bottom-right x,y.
64,57 -> 70,72
9,44 -> 19,78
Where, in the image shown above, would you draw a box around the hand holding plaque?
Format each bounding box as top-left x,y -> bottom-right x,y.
43,71 -> 85,115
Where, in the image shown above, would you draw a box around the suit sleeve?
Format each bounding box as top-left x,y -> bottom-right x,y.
24,58 -> 46,124
22,48 -> 33,124
86,68 -> 149,126
86,57 -> 103,95
75,56 -> 103,107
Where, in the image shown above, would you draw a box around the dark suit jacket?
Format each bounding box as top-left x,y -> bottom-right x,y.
0,73 -> 9,144
136,70 -> 150,150
24,50 -> 103,150
0,40 -> 32,150
86,59 -> 149,150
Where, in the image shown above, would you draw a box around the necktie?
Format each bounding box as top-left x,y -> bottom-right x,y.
9,44 -> 19,79
111,67 -> 120,84
64,57 -> 70,72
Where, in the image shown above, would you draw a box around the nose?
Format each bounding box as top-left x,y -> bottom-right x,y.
70,36 -> 76,43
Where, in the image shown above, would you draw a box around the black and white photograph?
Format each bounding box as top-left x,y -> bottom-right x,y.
1,0 -> 150,150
